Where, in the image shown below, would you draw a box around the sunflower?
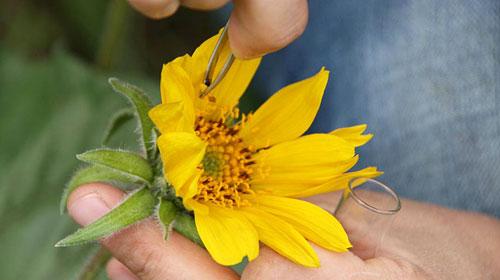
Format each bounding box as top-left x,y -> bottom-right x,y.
148,31 -> 382,268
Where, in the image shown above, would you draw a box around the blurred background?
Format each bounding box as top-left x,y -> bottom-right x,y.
0,0 -> 249,279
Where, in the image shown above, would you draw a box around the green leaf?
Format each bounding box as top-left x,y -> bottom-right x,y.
55,187 -> 157,247
108,78 -> 157,161
157,199 -> 177,240
173,212 -> 204,248
60,165 -> 143,214
102,107 -> 135,146
77,149 -> 153,183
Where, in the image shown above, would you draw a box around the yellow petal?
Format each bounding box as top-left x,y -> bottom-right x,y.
252,156 -> 358,184
171,54 -> 193,75
206,55 -> 261,116
251,159 -> 360,194
179,168 -> 202,199
239,68 -> 329,149
289,167 -> 383,198
252,167 -> 382,198
160,62 -> 196,122
184,197 -> 209,216
329,124 -> 373,147
148,102 -> 194,134
175,30 -> 261,116
157,132 -> 206,197
240,207 -> 320,268
187,33 -> 219,95
195,206 -> 259,266
253,195 -> 351,252
252,134 -> 356,184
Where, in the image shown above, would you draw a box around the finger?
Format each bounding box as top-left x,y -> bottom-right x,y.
241,244 -> 363,279
228,0 -> 308,59
301,191 -> 342,213
304,191 -> 388,259
107,257 -> 139,280
127,0 -> 180,19
242,244 -> 408,279
180,0 -> 230,10
68,183 -> 238,280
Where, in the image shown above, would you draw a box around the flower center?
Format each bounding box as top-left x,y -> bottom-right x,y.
194,116 -> 255,208
200,151 -> 224,177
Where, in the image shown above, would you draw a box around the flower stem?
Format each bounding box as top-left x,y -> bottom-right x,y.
95,0 -> 128,71
77,246 -> 112,280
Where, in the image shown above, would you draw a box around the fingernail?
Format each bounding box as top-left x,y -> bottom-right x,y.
69,193 -> 110,227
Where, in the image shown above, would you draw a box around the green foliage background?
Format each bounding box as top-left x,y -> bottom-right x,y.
0,0 -> 259,279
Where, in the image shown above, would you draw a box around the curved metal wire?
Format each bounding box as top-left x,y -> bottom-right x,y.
347,177 -> 402,215
200,21 -> 235,98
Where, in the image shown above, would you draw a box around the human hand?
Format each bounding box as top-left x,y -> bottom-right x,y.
126,0 -> 308,59
67,183 -> 500,279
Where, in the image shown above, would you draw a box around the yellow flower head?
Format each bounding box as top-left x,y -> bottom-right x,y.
149,31 -> 382,267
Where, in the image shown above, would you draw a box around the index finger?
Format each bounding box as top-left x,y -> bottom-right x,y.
127,0 -> 230,19
228,0 -> 308,59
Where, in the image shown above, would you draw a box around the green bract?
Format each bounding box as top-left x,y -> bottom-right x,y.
76,149 -> 154,183
108,78 -> 158,161
56,187 -> 157,247
56,78 -> 202,260
59,165 -> 142,214
158,198 -> 177,240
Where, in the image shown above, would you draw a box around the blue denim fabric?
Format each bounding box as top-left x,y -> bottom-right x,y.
251,1 -> 500,217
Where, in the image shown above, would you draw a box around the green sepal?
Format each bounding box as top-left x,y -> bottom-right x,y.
173,212 -> 204,248
157,198 -> 177,240
77,149 -> 153,183
60,165 -> 143,214
102,107 -> 135,146
55,187 -> 157,247
108,78 -> 157,161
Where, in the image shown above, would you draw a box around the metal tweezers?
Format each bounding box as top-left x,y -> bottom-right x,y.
200,22 -> 235,98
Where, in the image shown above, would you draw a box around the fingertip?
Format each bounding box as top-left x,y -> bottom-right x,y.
180,0 -> 230,10
107,258 -> 140,280
67,183 -> 126,227
229,0 -> 309,59
128,0 -> 180,19
228,13 -> 255,60
67,183 -> 125,208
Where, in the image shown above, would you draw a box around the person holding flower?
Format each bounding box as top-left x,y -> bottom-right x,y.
66,0 -> 500,279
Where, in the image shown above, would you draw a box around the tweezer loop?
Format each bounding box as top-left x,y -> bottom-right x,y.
200,21 -> 235,98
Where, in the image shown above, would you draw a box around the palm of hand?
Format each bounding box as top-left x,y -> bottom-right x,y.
245,193 -> 500,280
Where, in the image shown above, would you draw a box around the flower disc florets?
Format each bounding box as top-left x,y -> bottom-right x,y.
194,114 -> 255,208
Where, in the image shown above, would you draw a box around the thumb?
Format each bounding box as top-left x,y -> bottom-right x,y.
67,183 -> 237,280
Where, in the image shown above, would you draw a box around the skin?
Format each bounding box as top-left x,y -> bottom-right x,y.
68,183 -> 500,279
126,0 -> 309,59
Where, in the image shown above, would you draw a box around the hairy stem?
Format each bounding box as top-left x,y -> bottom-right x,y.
78,246 -> 112,280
